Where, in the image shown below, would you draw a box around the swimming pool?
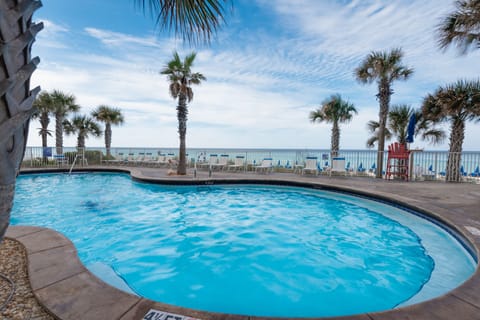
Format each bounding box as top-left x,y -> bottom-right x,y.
11,172 -> 476,317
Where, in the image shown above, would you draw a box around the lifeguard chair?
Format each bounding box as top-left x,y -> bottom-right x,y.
386,142 -> 410,181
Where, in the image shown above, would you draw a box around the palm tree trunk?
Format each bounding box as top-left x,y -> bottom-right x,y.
446,118 -> 465,182
105,122 -> 112,157
331,121 -> 340,156
55,113 -> 64,155
0,0 -> 43,240
40,112 -> 49,147
177,94 -> 188,175
376,80 -> 391,179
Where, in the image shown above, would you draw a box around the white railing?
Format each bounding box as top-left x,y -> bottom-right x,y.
21,146 -> 480,183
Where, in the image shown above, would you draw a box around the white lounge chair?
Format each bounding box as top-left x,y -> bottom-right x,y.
330,156 -> 347,176
255,158 -> 273,174
210,154 -> 229,171
199,154 -> 218,170
107,152 -> 125,165
228,155 -> 246,172
302,156 -> 318,175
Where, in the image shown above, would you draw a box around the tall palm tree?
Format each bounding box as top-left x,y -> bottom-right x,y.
309,94 -> 357,156
0,0 -> 43,240
355,48 -> 414,178
422,79 -> 480,182
161,51 -> 205,175
437,0 -> 480,54
63,115 -> 102,150
32,91 -> 55,150
91,105 -> 124,157
0,0 -> 229,241
51,90 -> 79,155
366,105 -> 445,147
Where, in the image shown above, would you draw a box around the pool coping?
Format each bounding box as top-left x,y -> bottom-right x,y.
8,167 -> 480,320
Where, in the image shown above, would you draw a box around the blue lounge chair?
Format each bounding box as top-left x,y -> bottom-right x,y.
460,166 -> 467,177
357,162 -> 366,172
470,166 -> 480,177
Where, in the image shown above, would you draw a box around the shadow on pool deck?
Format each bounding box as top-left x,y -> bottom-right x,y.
8,166 -> 480,320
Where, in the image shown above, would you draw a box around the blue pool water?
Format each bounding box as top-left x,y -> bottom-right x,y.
11,173 -> 475,317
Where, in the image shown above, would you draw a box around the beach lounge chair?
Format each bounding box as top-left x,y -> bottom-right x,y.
293,160 -> 304,174
470,166 -> 480,177
211,154 -> 229,171
255,158 -> 273,174
54,154 -> 68,166
199,154 -> 218,170
302,156 -> 318,175
227,155 -> 245,171
422,164 -> 436,180
330,157 -> 347,176
107,152 -> 125,165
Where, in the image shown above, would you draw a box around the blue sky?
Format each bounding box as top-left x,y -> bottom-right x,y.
30,0 -> 480,150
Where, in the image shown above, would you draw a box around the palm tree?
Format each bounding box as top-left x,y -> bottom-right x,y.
91,105 -> 124,157
134,0 -> 229,44
63,115 -> 102,150
0,1 -> 43,240
366,105 -> 445,147
161,51 -> 206,175
51,90 -> 80,155
355,48 -> 414,178
309,94 -> 357,156
32,91 -> 55,150
0,0 -> 229,241
421,79 -> 480,182
437,0 -> 480,54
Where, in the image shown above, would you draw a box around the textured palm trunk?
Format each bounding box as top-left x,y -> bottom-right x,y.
105,122 -> 112,157
376,80 -> 391,179
177,94 -> 188,175
77,134 -> 86,149
39,112 -> 49,147
0,0 -> 43,240
55,113 -> 63,154
331,121 -> 340,157
446,118 -> 465,182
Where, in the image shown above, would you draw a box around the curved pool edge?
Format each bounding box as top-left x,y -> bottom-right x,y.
11,167 -> 480,320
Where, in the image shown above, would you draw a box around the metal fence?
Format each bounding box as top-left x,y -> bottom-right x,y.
21,146 -> 480,183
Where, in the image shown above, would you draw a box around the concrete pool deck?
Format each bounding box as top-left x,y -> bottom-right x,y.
7,166 -> 480,320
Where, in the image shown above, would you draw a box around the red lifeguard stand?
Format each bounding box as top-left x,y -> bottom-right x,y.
386,142 -> 410,181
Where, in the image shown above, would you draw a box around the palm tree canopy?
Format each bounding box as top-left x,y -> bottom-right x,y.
134,0 -> 230,44
309,94 -> 357,124
366,104 -> 446,147
354,48 -> 414,86
51,90 -> 80,115
160,51 -> 206,102
32,91 -> 55,118
422,79 -> 480,122
91,105 -> 125,125
437,0 -> 480,54
63,115 -> 102,138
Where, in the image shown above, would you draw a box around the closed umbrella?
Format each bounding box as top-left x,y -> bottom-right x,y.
406,113 -> 416,144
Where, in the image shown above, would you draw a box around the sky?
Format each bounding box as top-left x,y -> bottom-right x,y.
29,0 -> 480,150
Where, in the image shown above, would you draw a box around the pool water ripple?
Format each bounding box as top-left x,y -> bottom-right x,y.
11,173 -> 475,317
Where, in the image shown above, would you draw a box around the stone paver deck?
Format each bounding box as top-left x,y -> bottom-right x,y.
7,166 -> 480,320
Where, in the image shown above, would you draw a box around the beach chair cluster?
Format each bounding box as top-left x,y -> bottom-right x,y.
104,152 -> 177,167
197,154 -> 249,172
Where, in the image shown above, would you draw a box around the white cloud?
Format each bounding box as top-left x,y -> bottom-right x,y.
28,1 -> 480,151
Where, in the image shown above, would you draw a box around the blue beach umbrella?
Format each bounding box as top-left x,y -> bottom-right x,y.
406,113 -> 416,143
